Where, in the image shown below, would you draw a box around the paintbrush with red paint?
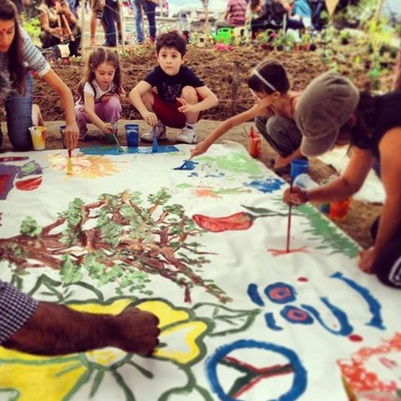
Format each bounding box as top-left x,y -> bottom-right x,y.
67,149 -> 73,175
286,177 -> 293,253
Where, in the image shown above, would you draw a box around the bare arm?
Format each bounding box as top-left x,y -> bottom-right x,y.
308,147 -> 374,202
129,81 -> 157,126
285,147 -> 374,205
2,301 -> 160,356
38,7 -> 62,36
372,128 -> 401,256
191,97 -> 272,157
41,69 -> 78,149
191,86 -> 218,112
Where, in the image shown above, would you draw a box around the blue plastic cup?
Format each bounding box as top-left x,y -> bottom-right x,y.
290,159 -> 309,180
125,123 -> 139,147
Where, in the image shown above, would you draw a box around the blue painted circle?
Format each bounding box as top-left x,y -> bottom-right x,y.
206,339 -> 307,401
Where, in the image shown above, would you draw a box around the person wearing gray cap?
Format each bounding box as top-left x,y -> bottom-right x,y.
285,71 -> 401,290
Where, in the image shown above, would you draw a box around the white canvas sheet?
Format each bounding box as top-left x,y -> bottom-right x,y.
317,146 -> 385,204
0,142 -> 399,401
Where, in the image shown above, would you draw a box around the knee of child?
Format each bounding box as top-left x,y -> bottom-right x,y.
9,130 -> 33,151
104,95 -> 122,110
266,116 -> 281,133
181,86 -> 197,102
142,91 -> 155,107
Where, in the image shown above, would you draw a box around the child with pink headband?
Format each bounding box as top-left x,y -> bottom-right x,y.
190,59 -> 304,171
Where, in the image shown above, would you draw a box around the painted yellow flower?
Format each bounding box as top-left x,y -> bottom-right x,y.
0,298 -> 210,401
47,152 -> 122,179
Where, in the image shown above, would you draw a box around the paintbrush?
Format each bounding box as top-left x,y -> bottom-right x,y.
112,132 -> 125,152
111,122 -> 125,152
285,177 -> 294,253
67,149 -> 73,175
152,126 -> 158,153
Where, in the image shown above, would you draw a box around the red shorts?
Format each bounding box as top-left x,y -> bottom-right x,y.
152,92 -> 202,129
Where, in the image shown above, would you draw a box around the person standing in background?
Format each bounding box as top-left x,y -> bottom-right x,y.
101,0 -> 117,46
133,0 -> 157,44
89,0 -> 104,46
215,0 -> 247,30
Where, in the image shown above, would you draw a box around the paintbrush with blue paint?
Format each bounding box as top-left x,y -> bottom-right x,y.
152,126 -> 158,153
111,122 -> 125,153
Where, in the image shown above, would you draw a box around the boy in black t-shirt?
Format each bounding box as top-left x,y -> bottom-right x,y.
129,31 -> 218,144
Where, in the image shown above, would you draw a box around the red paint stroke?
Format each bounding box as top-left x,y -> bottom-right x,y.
193,212 -> 255,233
0,156 -> 29,162
297,277 -> 308,282
223,355 -> 294,398
338,332 -> 401,393
267,246 -> 308,256
0,174 -> 11,194
15,176 -> 43,191
348,334 -> 363,342
0,172 -> 17,200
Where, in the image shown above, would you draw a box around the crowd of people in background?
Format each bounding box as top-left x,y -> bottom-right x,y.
13,0 -> 330,55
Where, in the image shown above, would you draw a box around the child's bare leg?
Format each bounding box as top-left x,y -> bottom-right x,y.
180,86 -> 199,124
32,104 -> 44,126
90,10 -> 97,45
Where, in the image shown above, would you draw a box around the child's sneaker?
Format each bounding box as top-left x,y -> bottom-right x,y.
141,122 -> 167,142
176,126 -> 197,144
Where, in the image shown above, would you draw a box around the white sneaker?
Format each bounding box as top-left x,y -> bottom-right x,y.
141,122 -> 167,142
176,126 -> 197,144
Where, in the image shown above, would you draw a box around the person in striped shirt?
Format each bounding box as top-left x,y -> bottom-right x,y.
0,0 -> 78,151
216,0 -> 247,30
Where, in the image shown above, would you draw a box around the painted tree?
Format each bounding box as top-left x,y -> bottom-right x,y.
0,189 -> 230,303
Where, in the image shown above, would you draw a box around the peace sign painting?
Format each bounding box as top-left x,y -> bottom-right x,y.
0,142 -> 399,401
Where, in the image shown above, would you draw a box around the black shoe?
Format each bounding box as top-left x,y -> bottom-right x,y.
102,42 -> 117,47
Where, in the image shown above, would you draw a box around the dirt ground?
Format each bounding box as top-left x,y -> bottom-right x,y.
2,44 -> 389,249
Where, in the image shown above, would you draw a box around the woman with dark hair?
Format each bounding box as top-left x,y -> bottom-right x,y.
284,72 -> 401,289
0,0 -> 78,150
38,0 -> 81,56
191,59 -> 305,170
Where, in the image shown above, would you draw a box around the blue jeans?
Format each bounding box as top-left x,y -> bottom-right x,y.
133,0 -> 156,43
102,0 -> 117,46
4,72 -> 33,151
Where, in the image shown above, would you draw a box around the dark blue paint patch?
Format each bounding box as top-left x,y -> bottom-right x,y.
264,312 -> 283,331
301,298 -> 353,336
244,177 -> 284,193
206,339 -> 307,401
80,145 -> 179,155
173,160 -> 198,170
247,283 -> 265,306
331,271 -> 385,330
